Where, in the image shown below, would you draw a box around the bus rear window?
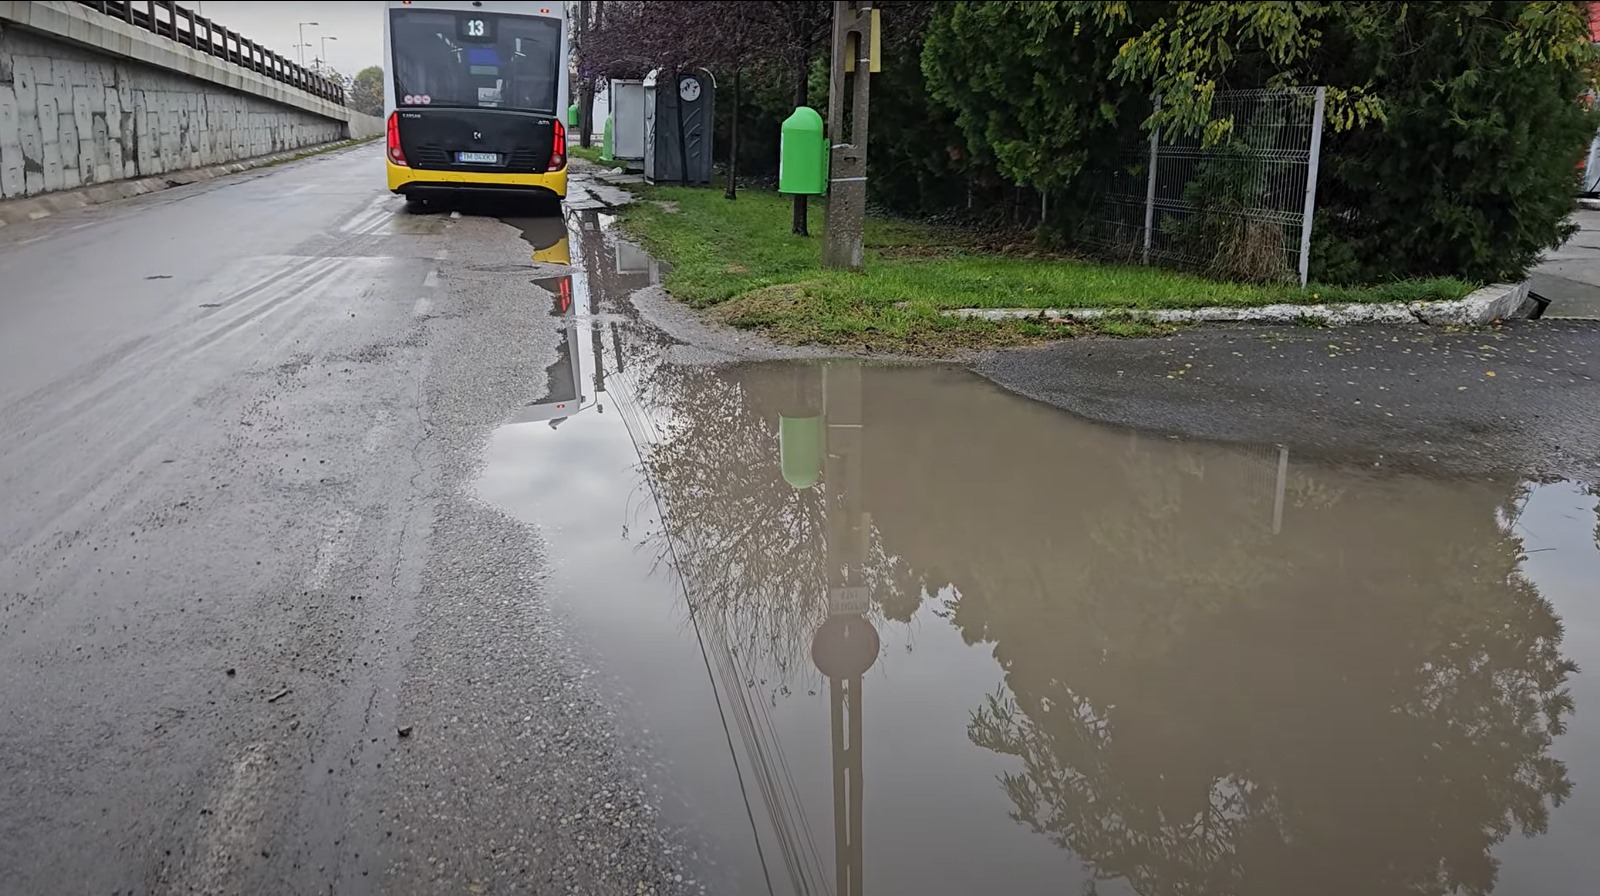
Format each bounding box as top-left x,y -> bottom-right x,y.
390,9 -> 560,114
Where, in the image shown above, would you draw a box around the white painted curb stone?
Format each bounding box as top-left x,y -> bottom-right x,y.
943,282 -> 1532,327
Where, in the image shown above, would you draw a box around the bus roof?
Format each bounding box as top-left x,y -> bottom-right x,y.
387,1 -> 566,18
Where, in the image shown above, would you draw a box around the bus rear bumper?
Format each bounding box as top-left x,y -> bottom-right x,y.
388,162 -> 568,201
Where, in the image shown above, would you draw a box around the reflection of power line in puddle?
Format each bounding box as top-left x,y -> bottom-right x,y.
608,364 -> 830,896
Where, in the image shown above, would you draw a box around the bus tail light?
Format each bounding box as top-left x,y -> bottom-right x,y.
548,119 -> 566,171
387,112 -> 407,166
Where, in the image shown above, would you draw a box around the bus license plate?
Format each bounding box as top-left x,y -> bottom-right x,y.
457,151 -> 498,164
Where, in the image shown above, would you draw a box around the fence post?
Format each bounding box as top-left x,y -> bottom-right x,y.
1297,86 -> 1326,287
1142,95 -> 1160,266
1272,445 -> 1289,535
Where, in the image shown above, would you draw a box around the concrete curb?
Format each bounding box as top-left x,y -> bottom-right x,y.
943,281 -> 1534,327
1578,197 -> 1600,211
0,137 -> 378,228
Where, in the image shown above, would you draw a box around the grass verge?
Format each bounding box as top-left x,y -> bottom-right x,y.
569,144 -> 607,164
609,181 -> 1477,353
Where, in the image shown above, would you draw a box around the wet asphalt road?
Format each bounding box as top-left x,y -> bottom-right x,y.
0,145 -> 691,895
4,142 -> 1600,896
976,321 -> 1600,480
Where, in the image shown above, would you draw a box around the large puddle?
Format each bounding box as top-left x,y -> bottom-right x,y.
479,209 -> 1600,895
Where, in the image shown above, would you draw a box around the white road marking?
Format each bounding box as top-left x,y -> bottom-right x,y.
362,409 -> 396,454
157,741 -> 273,895
306,510 -> 360,591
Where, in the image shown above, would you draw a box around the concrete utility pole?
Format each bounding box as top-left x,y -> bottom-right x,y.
823,0 -> 874,271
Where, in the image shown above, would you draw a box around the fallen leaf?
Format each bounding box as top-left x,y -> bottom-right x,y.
1485,371 -> 1496,377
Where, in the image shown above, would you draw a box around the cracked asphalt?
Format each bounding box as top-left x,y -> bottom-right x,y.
0,145 -> 695,895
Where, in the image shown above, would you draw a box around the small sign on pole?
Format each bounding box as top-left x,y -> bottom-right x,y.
829,585 -> 871,616
843,8 -> 882,74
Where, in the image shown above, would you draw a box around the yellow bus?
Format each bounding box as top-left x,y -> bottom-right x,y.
382,0 -> 569,211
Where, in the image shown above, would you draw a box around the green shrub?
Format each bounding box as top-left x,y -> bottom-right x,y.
920,1 -> 1600,285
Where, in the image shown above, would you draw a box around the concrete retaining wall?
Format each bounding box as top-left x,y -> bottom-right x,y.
347,112 -> 384,141
0,2 -> 357,202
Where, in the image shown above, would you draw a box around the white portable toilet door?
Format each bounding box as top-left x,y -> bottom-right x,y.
610,80 -> 647,161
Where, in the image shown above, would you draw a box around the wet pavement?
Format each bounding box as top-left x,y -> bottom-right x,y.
1532,208 -> 1600,320
0,146 -> 694,895
977,322 -> 1600,483
4,143 -> 1600,895
478,208 -> 1600,895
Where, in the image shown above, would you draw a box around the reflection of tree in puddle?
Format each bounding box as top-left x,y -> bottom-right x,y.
958,467 -> 1575,896
630,361 -> 909,896
624,360 -> 1577,895
1589,483 -> 1600,553
635,362 -> 916,688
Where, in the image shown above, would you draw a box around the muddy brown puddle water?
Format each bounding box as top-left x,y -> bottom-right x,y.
478,209 -> 1600,896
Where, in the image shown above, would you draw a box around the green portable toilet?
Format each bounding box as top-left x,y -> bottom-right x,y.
601,115 -> 614,162
779,106 -> 827,196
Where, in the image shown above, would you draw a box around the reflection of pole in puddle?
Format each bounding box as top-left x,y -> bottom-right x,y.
1272,445 -> 1289,535
592,321 -> 607,398
786,362 -> 878,896
1238,441 -> 1293,535
1130,431 -> 1293,535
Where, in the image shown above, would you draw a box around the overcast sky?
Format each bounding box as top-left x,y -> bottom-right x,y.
197,2 -> 388,76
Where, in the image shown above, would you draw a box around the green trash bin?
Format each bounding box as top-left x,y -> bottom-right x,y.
779,106 -> 827,196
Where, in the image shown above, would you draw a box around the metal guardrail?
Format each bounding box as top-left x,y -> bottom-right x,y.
75,0 -> 346,105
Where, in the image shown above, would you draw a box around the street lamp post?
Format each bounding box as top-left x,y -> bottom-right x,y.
297,21 -> 319,67
320,35 -> 338,72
